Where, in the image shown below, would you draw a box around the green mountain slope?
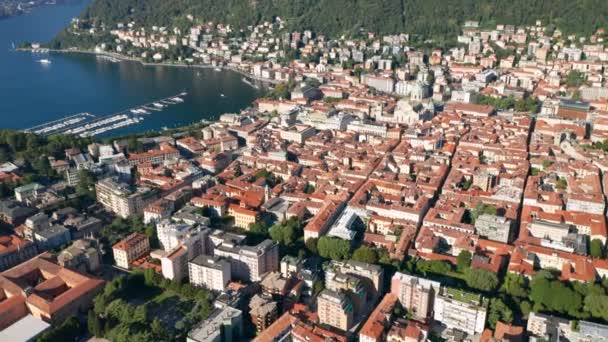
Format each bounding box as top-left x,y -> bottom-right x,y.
75,0 -> 608,40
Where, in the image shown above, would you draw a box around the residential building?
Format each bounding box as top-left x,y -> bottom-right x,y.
324,260 -> 384,301
14,183 -> 44,204
33,224 -> 71,251
390,272 -> 440,321
213,237 -> 279,282
95,177 -> 156,219
187,306 -> 243,342
0,200 -> 36,226
143,199 -> 175,224
127,143 -> 179,166
249,294 -> 279,334
317,289 -> 354,332
359,293 -> 398,342
433,287 -> 488,335
474,214 -> 514,243
188,255 -> 231,291
112,233 -> 150,270
157,219 -> 205,252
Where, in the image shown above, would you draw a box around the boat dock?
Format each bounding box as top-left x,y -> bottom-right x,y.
23,92 -> 187,137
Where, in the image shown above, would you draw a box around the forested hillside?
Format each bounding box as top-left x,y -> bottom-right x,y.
76,0 -> 608,41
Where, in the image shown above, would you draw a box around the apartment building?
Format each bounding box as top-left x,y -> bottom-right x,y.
391,272 -> 441,321
161,225 -> 209,282
433,287 -> 488,335
157,219 -> 206,252
188,255 -> 231,291
317,289 -> 354,332
95,177 -> 156,219
249,294 -> 279,334
325,260 -> 384,301
213,237 -> 279,282
187,306 -> 243,342
127,142 -> 179,166
474,214 -> 514,243
112,233 -> 150,269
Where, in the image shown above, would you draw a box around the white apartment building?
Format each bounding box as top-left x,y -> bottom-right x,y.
433,288 -> 488,335
157,219 -> 205,252
189,255 -> 231,291
96,177 -> 154,219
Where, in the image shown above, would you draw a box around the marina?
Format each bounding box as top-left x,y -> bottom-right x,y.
24,92 -> 187,137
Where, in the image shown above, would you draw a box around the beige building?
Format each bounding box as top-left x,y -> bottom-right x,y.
213,237 -> 279,282
188,255 -> 231,291
228,204 -> 260,230
112,233 -> 150,269
390,272 -> 440,321
317,289 -> 354,332
96,178 -> 155,219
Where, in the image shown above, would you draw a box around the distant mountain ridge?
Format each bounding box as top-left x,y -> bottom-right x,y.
76,0 -> 608,41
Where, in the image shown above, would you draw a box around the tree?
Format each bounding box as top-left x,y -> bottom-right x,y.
457,250 -> 472,272
76,169 -> 97,197
488,298 -> 514,329
464,268 -> 499,292
584,294 -> 608,321
269,218 -> 302,247
38,315 -> 84,342
589,239 -> 605,258
151,318 -> 167,340
352,246 -> 379,264
416,259 -> 451,275
305,237 -> 318,255
565,70 -> 585,87
88,310 -> 103,337
317,236 -> 351,260
313,280 -> 325,296
530,273 -> 583,316
501,273 -> 529,298
249,222 -> 268,234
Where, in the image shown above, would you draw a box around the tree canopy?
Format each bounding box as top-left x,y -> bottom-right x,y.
317,236 -> 351,261
62,0 -> 608,45
352,246 -> 379,264
464,267 -> 499,292
269,217 -> 303,247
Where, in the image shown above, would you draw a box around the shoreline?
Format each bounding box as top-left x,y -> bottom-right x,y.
16,47 -> 280,86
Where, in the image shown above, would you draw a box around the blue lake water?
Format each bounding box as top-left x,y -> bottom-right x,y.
0,1 -> 263,136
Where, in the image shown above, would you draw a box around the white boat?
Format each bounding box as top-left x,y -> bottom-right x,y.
214,67 -> 222,72
38,59 -> 51,64
220,93 -> 226,98
171,97 -> 184,103
153,103 -> 165,108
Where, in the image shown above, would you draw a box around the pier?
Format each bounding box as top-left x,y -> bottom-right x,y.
23,92 -> 187,137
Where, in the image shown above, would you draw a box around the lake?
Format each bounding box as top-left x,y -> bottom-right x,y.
0,1 -> 264,137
